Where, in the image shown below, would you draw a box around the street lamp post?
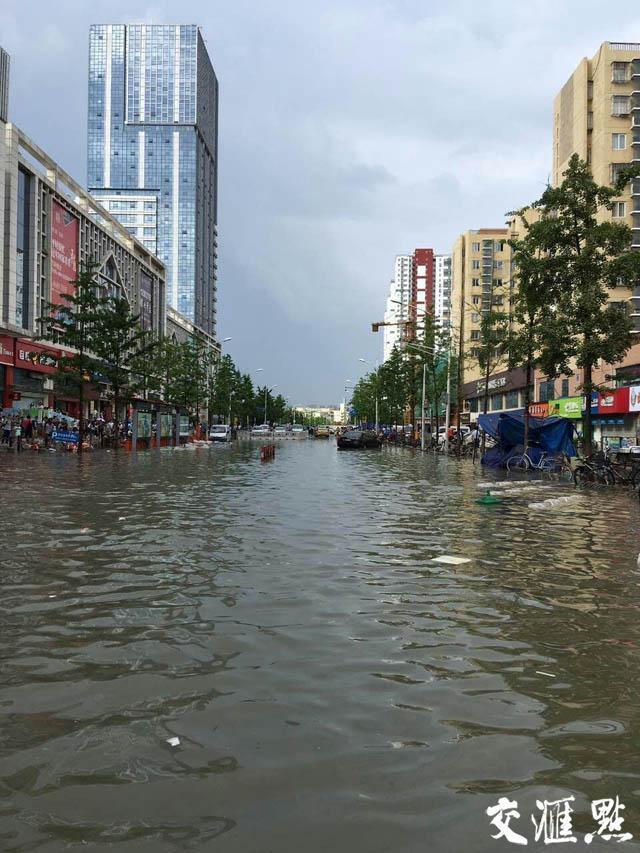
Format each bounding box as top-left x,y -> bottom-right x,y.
406,342 -> 435,452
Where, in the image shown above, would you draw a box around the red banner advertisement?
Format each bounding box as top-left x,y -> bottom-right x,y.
15,339 -> 67,374
0,335 -> 14,366
51,200 -> 79,307
597,387 -> 629,415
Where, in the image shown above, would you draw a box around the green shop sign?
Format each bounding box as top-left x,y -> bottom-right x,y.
548,396 -> 582,419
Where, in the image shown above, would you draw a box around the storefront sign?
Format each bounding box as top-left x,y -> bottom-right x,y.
0,335 -> 13,366
137,410 -> 152,439
548,397 -> 582,419
629,386 -> 640,412
463,368 -> 527,400
51,200 -> 79,307
15,340 -> 63,374
598,387 -> 629,415
52,430 -> 78,444
528,402 -> 548,417
179,415 -> 190,437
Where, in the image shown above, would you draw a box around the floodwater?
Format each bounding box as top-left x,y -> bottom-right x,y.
1,439 -> 640,852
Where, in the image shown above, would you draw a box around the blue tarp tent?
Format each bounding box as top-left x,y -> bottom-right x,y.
478,411 -> 577,468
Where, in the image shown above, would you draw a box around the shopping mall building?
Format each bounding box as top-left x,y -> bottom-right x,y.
0,119 -> 166,416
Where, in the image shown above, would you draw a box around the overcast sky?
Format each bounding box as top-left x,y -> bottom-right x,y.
2,0 -> 640,404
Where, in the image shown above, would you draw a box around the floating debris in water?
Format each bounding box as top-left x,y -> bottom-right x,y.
535,671 -> 557,678
166,736 -> 181,747
476,490 -> 503,506
118,516 -> 126,521
528,495 -> 580,510
432,555 -> 471,565
80,527 -> 90,533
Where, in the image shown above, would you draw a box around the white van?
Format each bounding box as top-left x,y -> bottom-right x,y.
209,424 -> 231,442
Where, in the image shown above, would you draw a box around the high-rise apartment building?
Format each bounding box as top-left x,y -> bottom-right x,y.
553,41 -> 640,333
382,254 -> 413,361
450,229 -> 527,419
87,24 -> 219,336
434,254 -> 452,328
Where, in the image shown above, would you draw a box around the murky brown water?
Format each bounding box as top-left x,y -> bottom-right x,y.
1,439 -> 640,852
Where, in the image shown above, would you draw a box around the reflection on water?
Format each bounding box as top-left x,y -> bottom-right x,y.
1,441 -> 640,851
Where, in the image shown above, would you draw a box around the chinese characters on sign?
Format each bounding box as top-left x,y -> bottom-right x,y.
487,795 -> 632,846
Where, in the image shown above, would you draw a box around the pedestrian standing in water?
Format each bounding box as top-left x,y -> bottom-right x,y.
13,419 -> 22,452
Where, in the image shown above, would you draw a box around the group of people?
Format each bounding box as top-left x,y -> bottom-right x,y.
0,412 -> 133,452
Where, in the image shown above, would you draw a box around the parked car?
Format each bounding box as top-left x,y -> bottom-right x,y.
251,424 -> 271,437
314,426 -> 331,438
274,426 -> 288,437
337,429 -> 382,450
209,424 -> 232,442
291,424 -> 307,438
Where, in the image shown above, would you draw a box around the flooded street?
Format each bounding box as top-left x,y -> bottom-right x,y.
2,440 -> 640,852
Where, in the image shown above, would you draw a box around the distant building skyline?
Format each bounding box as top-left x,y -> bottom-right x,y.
87,24 -> 219,336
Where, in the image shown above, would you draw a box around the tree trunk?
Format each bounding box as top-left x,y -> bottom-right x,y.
113,390 -> 120,450
481,355 -> 491,456
583,361 -> 593,457
523,356 -> 532,454
78,377 -> 85,456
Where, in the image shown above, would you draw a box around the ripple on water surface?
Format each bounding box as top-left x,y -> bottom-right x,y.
1,441 -> 640,852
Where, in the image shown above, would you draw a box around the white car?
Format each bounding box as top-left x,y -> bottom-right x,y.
251,424 -> 271,437
274,426 -> 288,437
209,424 -> 231,442
291,424 -> 306,438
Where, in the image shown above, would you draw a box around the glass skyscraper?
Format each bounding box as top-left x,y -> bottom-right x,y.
87,24 -> 218,335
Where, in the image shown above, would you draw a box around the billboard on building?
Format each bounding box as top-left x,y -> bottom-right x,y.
51,200 -> 79,307
139,270 -> 153,330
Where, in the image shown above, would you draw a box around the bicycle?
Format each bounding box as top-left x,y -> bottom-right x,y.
572,453 -> 615,486
506,449 -> 556,474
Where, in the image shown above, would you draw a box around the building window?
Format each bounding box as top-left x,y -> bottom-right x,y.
472,242 -> 480,251
471,312 -> 479,323
490,394 -> 504,411
561,378 -> 569,397
468,397 -> 478,413
505,390 -> 519,409
613,201 -> 626,218
493,260 -> 503,269
612,62 -> 629,83
539,380 -> 555,402
611,95 -> 630,116
470,330 -> 480,341
472,296 -> 480,305
612,133 -> 627,150
610,163 -> 629,185
472,277 -> 480,286
472,260 -> 480,270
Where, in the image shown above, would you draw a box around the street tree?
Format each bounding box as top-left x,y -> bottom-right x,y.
516,154 -> 640,455
38,261 -> 104,453
91,293 -> 155,447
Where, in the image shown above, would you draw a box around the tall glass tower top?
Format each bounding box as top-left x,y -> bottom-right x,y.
87,24 -> 219,336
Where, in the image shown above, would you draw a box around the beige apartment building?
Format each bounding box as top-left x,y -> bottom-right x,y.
546,42 -> 640,445
451,228 -> 530,421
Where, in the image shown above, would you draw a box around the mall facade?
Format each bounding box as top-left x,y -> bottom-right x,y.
0,120 -> 166,415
